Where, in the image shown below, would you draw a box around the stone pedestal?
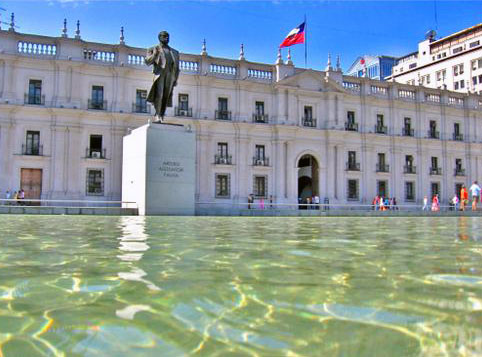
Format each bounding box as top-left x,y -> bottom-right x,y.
122,123 -> 196,215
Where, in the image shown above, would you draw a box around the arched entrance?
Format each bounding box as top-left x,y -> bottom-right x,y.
297,154 -> 319,208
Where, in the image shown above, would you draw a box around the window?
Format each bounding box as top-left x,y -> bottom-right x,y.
28,79 -> 42,105
455,158 -> 462,171
86,169 -> 104,196
25,130 -> 40,155
347,179 -> 359,200
216,98 -> 230,120
255,145 -> 265,160
453,46 -> 463,54
255,101 -> 265,116
405,182 -> 415,201
406,155 -> 413,166
304,106 -> 313,120
377,180 -> 388,197
431,182 -> 440,198
431,156 -> 438,168
348,151 -> 357,166
218,97 -> 228,111
253,175 -> 267,198
403,117 -> 412,136
460,80 -> 465,89
453,64 -> 463,76
473,76 -> 477,86
215,174 -> 230,198
429,120 -> 438,138
454,82 -> 459,90
91,86 -> 104,109
135,89 -> 147,113
454,123 -> 460,136
178,94 -> 189,110
478,59 -> 482,69
479,74 -> 482,84
378,153 -> 386,165
347,111 -> 355,124
376,114 -> 384,127
217,142 -> 228,157
89,135 -> 103,158
470,40 -> 480,48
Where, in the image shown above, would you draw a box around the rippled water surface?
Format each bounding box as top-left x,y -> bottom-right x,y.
0,216 -> 481,356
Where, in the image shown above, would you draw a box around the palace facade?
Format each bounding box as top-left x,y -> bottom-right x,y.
1,27 -> 482,211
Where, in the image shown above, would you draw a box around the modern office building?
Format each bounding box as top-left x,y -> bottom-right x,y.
1,23 -> 482,212
346,55 -> 396,80
391,24 -> 482,94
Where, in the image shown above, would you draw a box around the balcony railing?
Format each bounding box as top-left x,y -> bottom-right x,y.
346,162 -> 360,171
404,165 -> 416,174
252,157 -> 270,166
454,168 -> 466,176
24,93 -> 45,105
175,107 -> 193,117
429,167 -> 442,175
215,110 -> 231,120
403,128 -> 414,137
428,130 -> 440,139
214,154 -> 232,165
132,102 -> 151,114
22,144 -> 43,156
86,148 -> 106,159
453,133 -> 464,141
345,122 -> 358,131
375,125 -> 387,134
302,118 -> 317,127
253,114 -> 269,123
376,164 -> 390,172
88,99 -> 107,110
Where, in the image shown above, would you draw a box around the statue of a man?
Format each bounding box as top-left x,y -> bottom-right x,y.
145,31 -> 180,122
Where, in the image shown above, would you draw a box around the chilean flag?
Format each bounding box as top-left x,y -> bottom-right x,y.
279,22 -> 305,48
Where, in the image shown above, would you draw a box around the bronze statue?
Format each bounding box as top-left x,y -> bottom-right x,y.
145,31 -> 180,122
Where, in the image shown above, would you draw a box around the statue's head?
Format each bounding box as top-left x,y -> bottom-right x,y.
158,31 -> 169,45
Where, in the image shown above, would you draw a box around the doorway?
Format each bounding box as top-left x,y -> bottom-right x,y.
297,154 -> 319,208
20,168 -> 43,204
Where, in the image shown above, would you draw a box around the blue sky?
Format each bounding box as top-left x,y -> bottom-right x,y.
2,1 -> 482,70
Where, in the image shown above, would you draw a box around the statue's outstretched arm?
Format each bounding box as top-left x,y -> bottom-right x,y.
145,47 -> 157,66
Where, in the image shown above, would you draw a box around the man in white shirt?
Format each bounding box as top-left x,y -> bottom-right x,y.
469,181 -> 481,211
422,195 -> 428,211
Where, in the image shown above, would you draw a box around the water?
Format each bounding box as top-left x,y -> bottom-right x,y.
0,216 -> 481,356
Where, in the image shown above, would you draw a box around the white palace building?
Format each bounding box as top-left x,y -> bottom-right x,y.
1,22 -> 482,212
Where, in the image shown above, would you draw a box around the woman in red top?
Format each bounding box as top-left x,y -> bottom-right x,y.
431,194 -> 440,211
460,185 -> 468,211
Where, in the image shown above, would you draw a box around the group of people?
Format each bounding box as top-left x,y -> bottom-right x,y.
0,189 -> 26,205
371,196 -> 398,211
424,181 -> 482,212
298,195 -> 321,210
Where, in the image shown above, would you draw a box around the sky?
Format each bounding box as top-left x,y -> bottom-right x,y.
1,0 -> 482,71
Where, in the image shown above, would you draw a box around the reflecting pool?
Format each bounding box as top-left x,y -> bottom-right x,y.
0,216 -> 481,356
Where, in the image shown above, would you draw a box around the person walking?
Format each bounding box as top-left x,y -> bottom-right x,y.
460,185 -> 468,211
247,194 -> 253,209
313,195 -> 320,210
5,190 -> 10,205
470,181 -> 481,211
431,194 -> 440,211
259,197 -> 265,210
422,195 -> 429,211
452,195 -> 459,211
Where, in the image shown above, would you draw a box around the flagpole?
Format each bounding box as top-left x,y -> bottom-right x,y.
304,14 -> 307,68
